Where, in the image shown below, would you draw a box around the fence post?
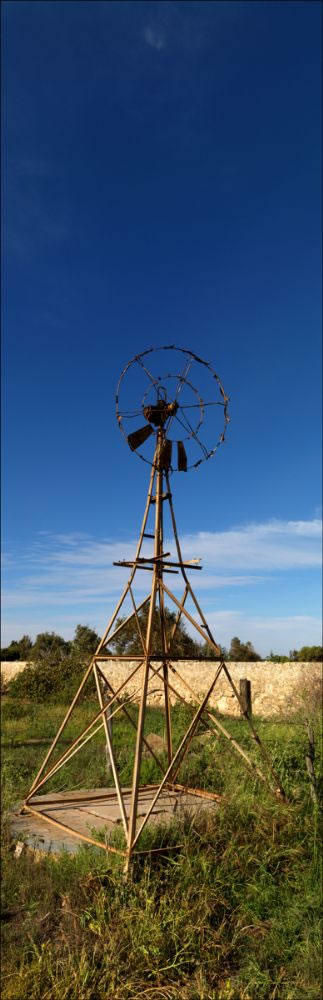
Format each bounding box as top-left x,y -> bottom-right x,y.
239,678 -> 252,719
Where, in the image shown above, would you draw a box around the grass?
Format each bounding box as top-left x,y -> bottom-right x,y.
1,696 -> 322,999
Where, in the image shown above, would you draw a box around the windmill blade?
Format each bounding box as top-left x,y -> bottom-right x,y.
177,441 -> 187,472
128,424 -> 154,451
159,438 -> 172,470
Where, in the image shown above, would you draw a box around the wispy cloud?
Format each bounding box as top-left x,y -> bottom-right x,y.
205,611 -> 322,657
177,519 -> 322,571
2,518 -> 321,650
143,26 -> 165,51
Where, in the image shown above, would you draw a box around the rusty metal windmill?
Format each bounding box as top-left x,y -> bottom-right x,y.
22,347 -> 285,871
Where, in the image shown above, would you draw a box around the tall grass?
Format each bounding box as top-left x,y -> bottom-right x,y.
1,698 -> 322,999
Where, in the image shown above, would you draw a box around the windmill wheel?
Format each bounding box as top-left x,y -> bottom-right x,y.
116,346 -> 230,472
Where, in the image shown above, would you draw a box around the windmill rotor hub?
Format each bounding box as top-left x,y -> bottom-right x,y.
143,399 -> 178,428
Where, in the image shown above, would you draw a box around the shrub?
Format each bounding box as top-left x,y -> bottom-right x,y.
7,654 -> 96,703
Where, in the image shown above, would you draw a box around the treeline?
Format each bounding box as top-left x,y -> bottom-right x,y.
1,618 -> 322,664
273,646 -> 323,663
1,625 -> 99,663
2,615 -> 322,705
2,626 -> 102,703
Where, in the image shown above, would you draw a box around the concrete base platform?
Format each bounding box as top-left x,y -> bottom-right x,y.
10,784 -> 220,856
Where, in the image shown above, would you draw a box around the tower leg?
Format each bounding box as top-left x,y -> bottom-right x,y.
158,476 -> 173,765
125,442 -> 163,873
93,665 -> 128,837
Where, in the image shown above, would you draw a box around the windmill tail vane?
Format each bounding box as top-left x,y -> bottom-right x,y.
21,347 -> 285,873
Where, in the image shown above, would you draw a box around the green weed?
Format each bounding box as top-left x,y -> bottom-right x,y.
1,700 -> 322,999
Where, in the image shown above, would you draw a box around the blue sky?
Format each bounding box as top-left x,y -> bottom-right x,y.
2,0 -> 322,655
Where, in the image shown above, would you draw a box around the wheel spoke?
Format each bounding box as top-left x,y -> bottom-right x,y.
174,356 -> 194,400
180,401 -> 225,409
174,413 -> 208,458
118,409 -> 144,418
136,356 -> 158,389
166,356 -> 194,435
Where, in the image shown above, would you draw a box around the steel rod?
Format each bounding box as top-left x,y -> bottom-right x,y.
113,563 -> 178,574
159,593 -> 173,766
96,665 -> 164,773
27,783 -> 163,807
131,674 -> 219,850
165,492 -> 285,796
100,595 -> 150,651
24,805 -> 127,857
167,781 -> 222,802
27,464 -> 156,798
160,580 -> 222,652
26,660 -> 145,800
93,654 -> 223,661
96,462 -> 156,652
93,665 -> 128,836
167,586 -> 189,653
126,439 -> 162,871
221,663 -> 285,796
27,658 -> 96,796
159,562 -> 202,570
170,663 -> 223,782
129,585 -> 147,655
132,844 -> 184,856
165,471 -> 221,650
26,691 -> 141,794
158,473 -> 173,766
146,657 -> 267,784
28,720 -> 106,785
164,661 -> 269,785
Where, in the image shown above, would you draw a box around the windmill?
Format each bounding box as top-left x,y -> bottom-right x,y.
22,347 -> 285,872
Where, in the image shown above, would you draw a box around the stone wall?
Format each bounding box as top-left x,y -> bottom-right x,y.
99,659 -> 322,716
1,661 -> 28,685
1,659 -> 321,717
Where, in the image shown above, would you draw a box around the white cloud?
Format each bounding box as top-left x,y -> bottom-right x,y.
205,611 -> 322,657
143,26 -> 165,50
2,517 -> 321,649
175,519 -> 322,570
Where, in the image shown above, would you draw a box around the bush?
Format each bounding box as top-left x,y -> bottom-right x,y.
7,654 -> 96,703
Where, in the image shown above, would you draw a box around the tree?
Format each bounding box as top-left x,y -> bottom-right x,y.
8,626 -> 100,702
19,635 -> 33,659
229,637 -> 244,661
244,641 -> 261,662
31,631 -> 70,664
1,635 -> 33,661
229,637 -> 261,661
267,651 -> 289,663
200,642 -> 228,661
108,605 -> 202,658
1,641 -> 22,661
296,646 -> 323,662
72,625 -> 100,658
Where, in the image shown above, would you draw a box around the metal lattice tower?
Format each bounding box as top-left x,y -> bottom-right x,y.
22,348 -> 285,871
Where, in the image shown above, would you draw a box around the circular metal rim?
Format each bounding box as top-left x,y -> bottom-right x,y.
115,345 -> 230,471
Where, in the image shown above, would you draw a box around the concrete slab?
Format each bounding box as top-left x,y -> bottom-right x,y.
9,785 -> 220,856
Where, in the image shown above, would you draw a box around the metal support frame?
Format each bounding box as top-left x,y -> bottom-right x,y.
25,434 -> 285,870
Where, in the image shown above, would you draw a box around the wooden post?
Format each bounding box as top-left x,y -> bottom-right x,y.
239,678 -> 252,719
